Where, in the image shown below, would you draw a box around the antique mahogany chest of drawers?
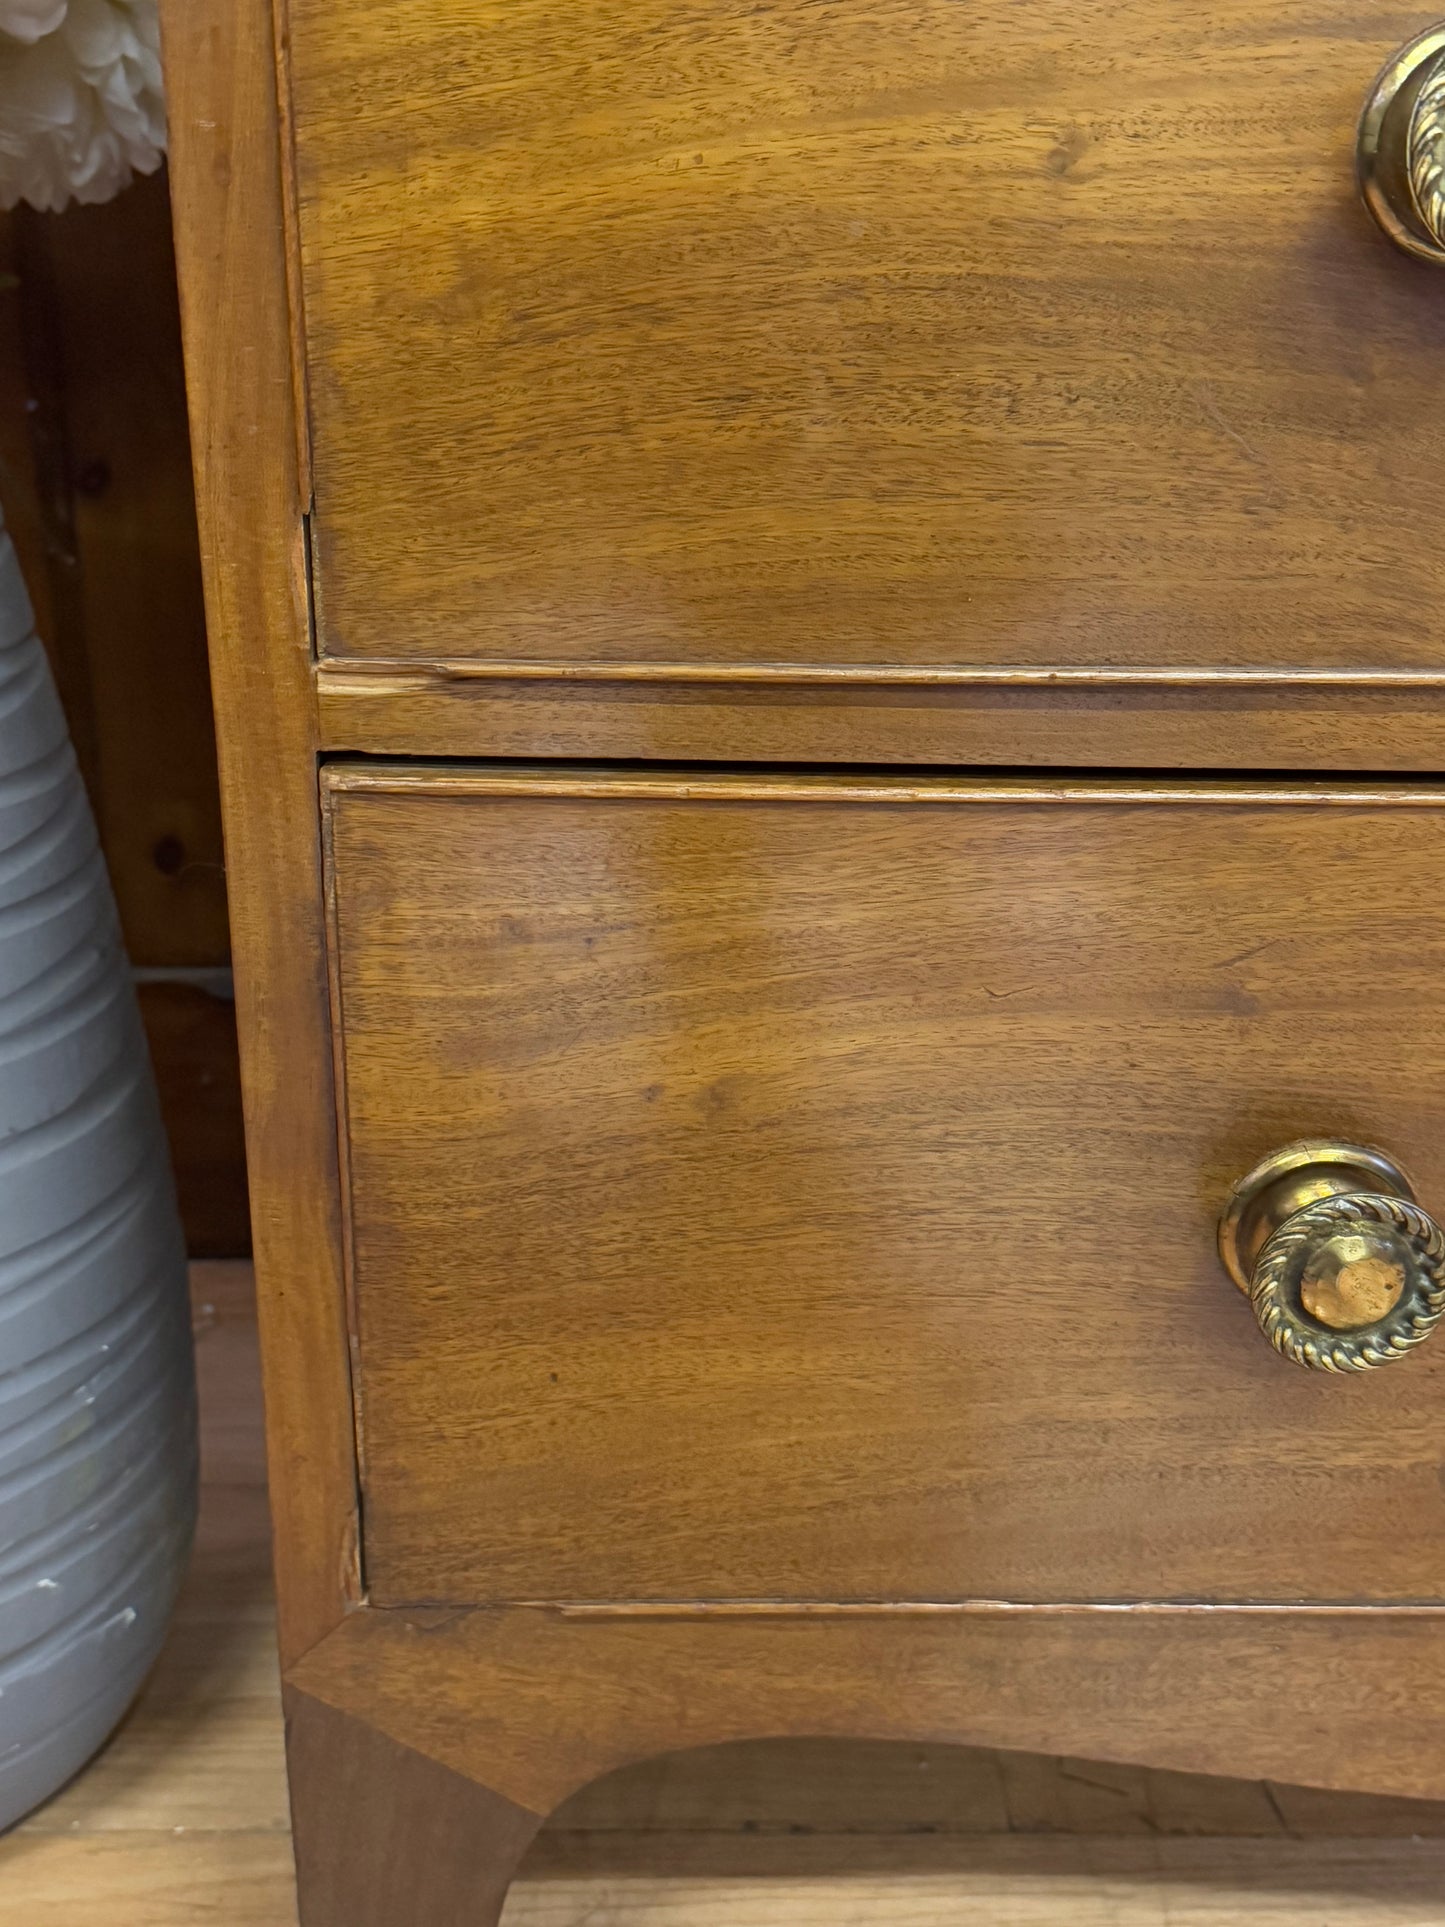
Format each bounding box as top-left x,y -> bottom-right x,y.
162,2 -> 1445,1919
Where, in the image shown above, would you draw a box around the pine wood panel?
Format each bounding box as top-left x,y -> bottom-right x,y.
326,768 -> 1445,1607
136,982 -> 250,1259
6,176 -> 226,969
0,214 -> 59,685
0,187 -> 250,1253
287,0 -> 1445,676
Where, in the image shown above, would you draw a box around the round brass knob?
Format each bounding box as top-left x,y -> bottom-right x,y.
1218,1142 -> 1445,1372
1359,25 -> 1445,262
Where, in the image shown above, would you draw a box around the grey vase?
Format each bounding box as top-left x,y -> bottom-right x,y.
0,520 -> 196,1830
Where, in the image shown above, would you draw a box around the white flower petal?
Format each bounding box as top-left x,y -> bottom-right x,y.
0,1 -> 68,49
0,0 -> 162,209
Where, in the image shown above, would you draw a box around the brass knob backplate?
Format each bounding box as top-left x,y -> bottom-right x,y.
1359,25 -> 1445,262
1219,1142 -> 1445,1372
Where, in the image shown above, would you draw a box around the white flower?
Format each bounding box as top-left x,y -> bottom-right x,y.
0,3 -> 68,46
0,0 -> 164,212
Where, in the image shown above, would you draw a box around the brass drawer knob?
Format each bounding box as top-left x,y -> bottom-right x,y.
1219,1142 -> 1445,1371
1359,25 -> 1445,262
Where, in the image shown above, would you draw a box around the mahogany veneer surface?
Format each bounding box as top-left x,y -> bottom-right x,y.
326,770 -> 1445,1607
286,0 -> 1445,674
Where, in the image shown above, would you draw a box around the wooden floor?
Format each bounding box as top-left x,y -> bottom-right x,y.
5,1265 -> 1445,1925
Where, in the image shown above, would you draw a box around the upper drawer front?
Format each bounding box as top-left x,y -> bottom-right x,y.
290,2 -> 1445,674
327,768 -> 1445,1608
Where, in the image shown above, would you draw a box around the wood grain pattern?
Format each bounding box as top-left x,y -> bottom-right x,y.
508,1838 -> 1445,1925
325,767 -> 1445,1607
315,669 -> 1445,773
0,1836 -> 301,1927
10,175 -> 226,970
136,981 -> 251,1259
324,766 -> 1445,806
159,0 -> 358,1664
13,1834 -> 1445,1927
287,1689 -> 541,1927
162,3 -> 1445,1909
0,185 -> 248,1254
292,1602 -> 1445,1808
551,1738 -> 1317,1838
286,0 -> 1445,676
0,213 -> 60,703
0,208 -> 96,778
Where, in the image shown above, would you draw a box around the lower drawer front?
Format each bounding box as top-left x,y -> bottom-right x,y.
324,768 -> 1445,1607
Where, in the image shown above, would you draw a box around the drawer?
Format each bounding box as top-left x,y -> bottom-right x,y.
324,767 -> 1445,1608
288,2 -> 1445,677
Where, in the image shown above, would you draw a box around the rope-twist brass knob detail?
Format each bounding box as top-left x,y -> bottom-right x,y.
1359,26 -> 1445,263
1409,57 -> 1445,243
1219,1142 -> 1445,1374
1251,1192 -> 1445,1372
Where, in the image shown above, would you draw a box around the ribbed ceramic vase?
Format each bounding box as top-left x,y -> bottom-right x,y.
0,518 -> 196,1830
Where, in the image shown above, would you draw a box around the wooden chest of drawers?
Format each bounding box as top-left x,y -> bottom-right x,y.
162,2 -> 1445,1920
